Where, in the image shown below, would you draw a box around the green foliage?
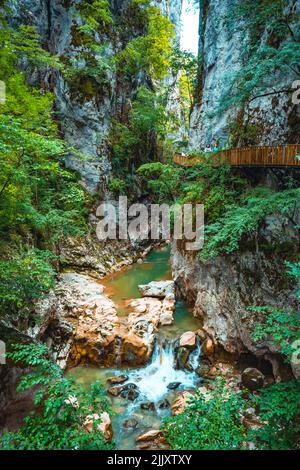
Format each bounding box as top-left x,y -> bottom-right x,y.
64,43 -> 113,98
0,344 -> 114,450
199,186 -> 300,260
218,0 -> 300,141
180,160 -> 247,223
137,162 -> 183,202
116,5 -> 175,80
248,262 -> 300,450
108,177 -> 126,196
112,87 -> 168,167
0,13 -> 89,245
0,249 -> 56,317
61,1 -> 114,98
77,0 -> 113,34
250,380 -> 300,450
170,47 -> 198,135
286,261 -> 300,299
164,379 -> 247,450
251,306 -> 300,360
0,9 -> 89,321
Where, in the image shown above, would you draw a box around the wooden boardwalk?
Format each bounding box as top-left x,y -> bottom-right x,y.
174,145 -> 300,168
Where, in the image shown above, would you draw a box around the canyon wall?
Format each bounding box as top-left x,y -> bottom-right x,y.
172,171 -> 300,379
12,0 -> 182,193
189,0 -> 300,148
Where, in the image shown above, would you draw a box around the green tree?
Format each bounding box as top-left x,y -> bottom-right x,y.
112,86 -> 168,169
0,249 -> 56,317
0,344 -> 114,450
116,4 -> 175,80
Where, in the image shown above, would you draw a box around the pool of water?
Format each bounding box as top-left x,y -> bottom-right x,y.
101,245 -> 172,316
69,245 -> 201,449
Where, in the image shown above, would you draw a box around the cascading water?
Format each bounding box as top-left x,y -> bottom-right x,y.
126,339 -> 200,403
69,247 -> 202,449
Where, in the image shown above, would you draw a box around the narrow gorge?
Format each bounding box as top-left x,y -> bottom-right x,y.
0,0 -> 299,454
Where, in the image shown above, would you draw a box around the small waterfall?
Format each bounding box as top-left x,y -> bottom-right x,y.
189,339 -> 201,371
127,340 -> 199,403
114,337 -> 123,367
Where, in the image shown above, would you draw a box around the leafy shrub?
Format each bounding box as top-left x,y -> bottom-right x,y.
0,344 -> 114,450
112,87 -> 167,167
199,187 -> 300,260
164,380 -> 247,450
0,250 -> 56,316
116,5 -> 174,80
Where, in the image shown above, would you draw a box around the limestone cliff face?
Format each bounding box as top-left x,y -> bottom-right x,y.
172,204 -> 300,378
189,0 -> 300,148
12,0 -> 182,192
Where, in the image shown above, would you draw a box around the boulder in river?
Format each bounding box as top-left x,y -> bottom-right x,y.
179,331 -> 197,349
140,402 -> 155,411
138,281 -> 175,299
107,375 -> 128,385
120,383 -> 139,401
136,430 -> 163,442
158,399 -> 170,409
107,385 -> 123,397
241,368 -> 265,391
121,332 -> 151,366
174,346 -> 193,372
123,418 -> 139,429
202,338 -> 215,356
128,295 -> 175,331
167,382 -> 181,390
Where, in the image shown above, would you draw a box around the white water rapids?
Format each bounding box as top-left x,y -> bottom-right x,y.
126,341 -> 200,403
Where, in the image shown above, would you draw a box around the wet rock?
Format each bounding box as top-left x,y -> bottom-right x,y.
35,272 -> 120,369
179,331 -> 197,349
123,418 -> 139,429
171,210 -> 300,381
167,382 -> 181,390
140,402 -> 155,411
107,375 -> 128,385
128,296 -> 175,335
195,359 -> 211,378
158,399 -> 170,409
83,412 -> 113,443
120,383 -> 139,401
241,368 -> 265,391
159,311 -> 174,326
202,338 -> 215,356
138,281 -> 175,299
171,392 -> 194,415
196,329 -> 207,342
174,346 -> 193,372
121,332 -> 150,366
107,386 -> 123,397
136,430 -> 163,442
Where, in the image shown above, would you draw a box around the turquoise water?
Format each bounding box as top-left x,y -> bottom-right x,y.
102,245 -> 172,310
69,245 -> 201,449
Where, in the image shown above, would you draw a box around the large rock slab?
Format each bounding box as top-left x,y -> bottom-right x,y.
34,272 -> 153,369
128,295 -> 176,332
138,281 -> 175,299
180,331 -> 197,349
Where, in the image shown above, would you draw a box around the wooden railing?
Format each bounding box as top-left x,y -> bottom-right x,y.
174,145 -> 300,168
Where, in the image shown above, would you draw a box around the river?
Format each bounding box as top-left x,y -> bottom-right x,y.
69,245 -> 201,449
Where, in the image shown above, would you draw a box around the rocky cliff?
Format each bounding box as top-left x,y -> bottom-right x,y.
172,184 -> 300,379
11,0 -> 182,193
189,0 -> 300,148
